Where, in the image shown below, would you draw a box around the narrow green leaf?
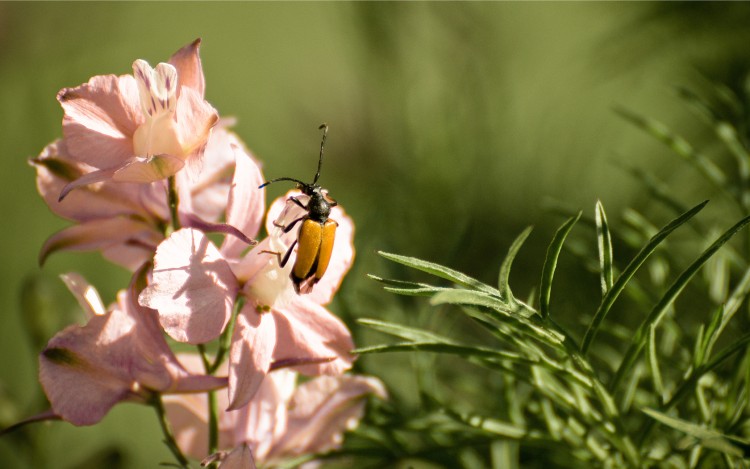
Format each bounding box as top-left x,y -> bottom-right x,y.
614,107 -> 729,191
498,226 -> 533,302
357,318 -> 454,344
378,251 -> 500,296
648,324 -> 665,403
367,274 -> 449,296
642,408 -> 748,457
431,289 -> 564,345
695,305 -> 724,367
581,200 -> 708,355
352,342 -> 531,364
595,201 -> 614,295
610,213 -> 750,391
539,213 -> 581,320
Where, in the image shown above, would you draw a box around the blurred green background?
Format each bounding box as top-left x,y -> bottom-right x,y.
3,2 -> 750,468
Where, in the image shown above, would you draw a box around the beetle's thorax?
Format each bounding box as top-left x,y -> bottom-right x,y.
305,186 -> 331,223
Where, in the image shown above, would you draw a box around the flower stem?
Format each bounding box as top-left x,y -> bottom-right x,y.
150,393 -> 191,468
167,175 -> 181,234
197,343 -> 220,459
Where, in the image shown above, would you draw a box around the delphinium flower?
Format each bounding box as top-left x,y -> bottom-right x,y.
39,272 -> 226,426
18,37 -> 377,469
163,354 -> 386,468
31,39 -> 261,270
139,191 -> 356,410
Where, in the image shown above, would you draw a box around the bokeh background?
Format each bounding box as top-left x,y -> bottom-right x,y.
3,3 -> 750,468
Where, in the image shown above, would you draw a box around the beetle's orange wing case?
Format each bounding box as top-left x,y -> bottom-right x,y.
293,219 -> 323,281
315,219 -> 338,280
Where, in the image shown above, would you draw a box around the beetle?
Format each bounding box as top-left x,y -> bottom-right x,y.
259,124 -> 339,294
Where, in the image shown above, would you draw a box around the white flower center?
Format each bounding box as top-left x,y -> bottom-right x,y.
132,59 -> 182,158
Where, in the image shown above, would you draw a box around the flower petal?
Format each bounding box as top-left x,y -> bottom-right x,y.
39,217 -> 160,267
218,444 -> 256,469
271,297 -> 355,376
227,306 -> 276,411
174,87 -> 219,160
182,125 -> 236,223
269,375 -> 386,458
32,140 -> 167,222
139,228 -> 237,344
112,154 -> 186,183
169,38 -> 206,97
58,74 -> 141,168
60,273 -> 106,318
220,141 -> 266,259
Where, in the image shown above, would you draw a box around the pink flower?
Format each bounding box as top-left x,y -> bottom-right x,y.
32,39 -> 260,270
32,125 -> 263,270
56,39 -> 217,196
39,273 -> 226,426
163,355 -> 386,468
139,193 -> 356,410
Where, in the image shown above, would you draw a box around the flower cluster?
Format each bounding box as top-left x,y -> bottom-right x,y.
27,39 -> 384,468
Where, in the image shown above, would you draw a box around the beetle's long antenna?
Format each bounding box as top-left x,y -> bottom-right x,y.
258,177 -> 308,189
313,123 -> 328,185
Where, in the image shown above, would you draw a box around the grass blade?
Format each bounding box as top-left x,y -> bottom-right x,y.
498,226 -> 533,302
581,200 -> 708,355
539,213 -> 581,320
642,408 -> 748,458
378,251 -> 500,296
595,201 -> 614,296
610,214 -> 750,391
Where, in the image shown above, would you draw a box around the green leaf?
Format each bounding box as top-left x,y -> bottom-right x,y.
367,274 -> 448,297
430,289 -> 564,345
581,200 -> 708,355
595,201 -> 614,296
642,408 -> 749,458
610,213 -> 750,392
614,107 -> 729,192
647,324 -> 665,404
539,213 -> 580,320
378,251 -> 500,296
357,318 -> 454,344
352,341 -> 532,365
498,226 -> 533,302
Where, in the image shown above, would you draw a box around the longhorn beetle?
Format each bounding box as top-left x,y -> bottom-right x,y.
259,124 -> 339,294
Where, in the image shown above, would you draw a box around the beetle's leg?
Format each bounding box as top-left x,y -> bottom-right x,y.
260,239 -> 297,268
289,196 -> 307,209
273,216 -> 306,234
279,239 -> 297,268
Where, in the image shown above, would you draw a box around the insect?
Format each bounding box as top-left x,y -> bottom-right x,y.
259,124 -> 339,294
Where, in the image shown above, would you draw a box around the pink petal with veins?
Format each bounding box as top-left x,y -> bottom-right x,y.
58,74 -> 142,168
169,38 -> 206,98
218,444 -> 256,469
227,305 -> 277,411
39,217 -> 160,266
139,228 -> 238,344
270,375 -> 387,458
184,126 -> 236,223
40,286 -> 225,426
271,297 -> 354,377
221,141 -> 265,259
32,140 -> 164,222
174,86 -> 218,159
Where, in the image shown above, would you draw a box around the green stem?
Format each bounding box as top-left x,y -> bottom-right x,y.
636,331 -> 750,447
167,175 -> 181,234
197,344 -> 219,460
150,393 -> 191,468
210,296 -> 244,374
